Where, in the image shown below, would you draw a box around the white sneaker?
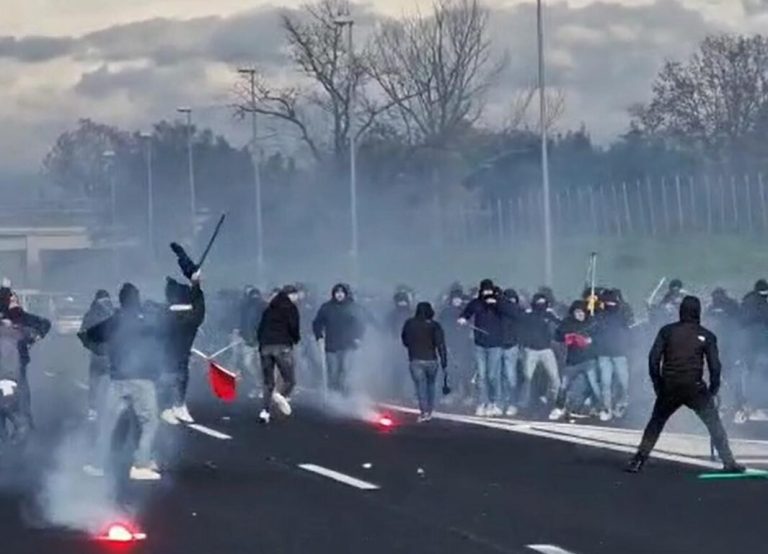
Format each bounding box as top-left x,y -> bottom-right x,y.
148,460 -> 160,472
475,404 -> 487,417
129,466 -> 161,481
272,391 -> 292,416
174,404 -> 194,423
417,414 -> 427,423
549,407 -> 565,421
87,409 -> 98,422
83,464 -> 104,478
734,410 -> 748,425
599,410 -> 613,422
259,409 -> 271,424
505,406 -> 518,417
161,408 -> 180,425
488,404 -> 503,417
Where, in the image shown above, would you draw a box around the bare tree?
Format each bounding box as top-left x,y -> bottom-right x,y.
367,0 -> 502,148
632,34 -> 768,160
503,86 -> 566,133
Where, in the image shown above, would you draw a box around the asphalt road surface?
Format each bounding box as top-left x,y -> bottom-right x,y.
2,337 -> 768,554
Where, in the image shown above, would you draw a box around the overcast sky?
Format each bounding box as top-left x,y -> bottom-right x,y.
0,0 -> 765,175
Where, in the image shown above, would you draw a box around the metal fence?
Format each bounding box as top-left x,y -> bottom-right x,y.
433,173 -> 768,244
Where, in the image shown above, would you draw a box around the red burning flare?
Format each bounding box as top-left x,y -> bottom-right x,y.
378,415 -> 394,428
97,523 -> 147,543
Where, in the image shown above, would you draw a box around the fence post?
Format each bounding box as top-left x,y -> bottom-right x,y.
496,198 -> 504,244
661,176 -> 670,233
687,176 -> 696,233
610,183 -> 621,237
675,175 -> 684,232
718,175 -> 726,231
646,177 -> 656,236
731,175 -> 739,232
622,181 -> 633,235
760,173 -> 767,232
744,174 -> 753,234
705,174 -> 712,234
589,185 -> 598,236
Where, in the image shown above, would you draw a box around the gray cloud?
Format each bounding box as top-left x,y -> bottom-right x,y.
742,0 -> 768,15
0,36 -> 75,62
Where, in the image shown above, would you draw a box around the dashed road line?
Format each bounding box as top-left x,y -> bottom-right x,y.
187,423 -> 233,440
298,463 -> 380,490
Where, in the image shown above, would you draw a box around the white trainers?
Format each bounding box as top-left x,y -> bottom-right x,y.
488,404 -> 503,417
505,406 -> 518,417
174,404 -> 194,423
475,404 -> 487,417
272,391 -> 292,416
87,409 -> 98,422
129,466 -> 161,481
549,407 -> 565,421
734,410 -> 749,425
599,410 -> 613,422
83,464 -> 104,478
259,409 -> 271,424
161,408 -> 180,425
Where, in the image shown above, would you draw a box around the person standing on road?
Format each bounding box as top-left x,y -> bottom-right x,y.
234,286 -> 266,399
0,317 -> 36,447
594,289 -> 633,421
79,290 -> 115,423
401,302 -> 448,422
458,280 -> 519,417
626,295 -> 744,473
257,285 -> 301,424
519,293 -> 561,417
499,288 -> 523,417
312,284 -> 365,395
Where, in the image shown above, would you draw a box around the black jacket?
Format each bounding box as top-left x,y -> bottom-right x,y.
741,290 -> 768,353
166,282 -> 206,369
649,297 -> 721,394
460,295 -> 520,348
239,294 -> 267,346
313,286 -> 365,352
6,307 -> 51,367
555,306 -> 597,366
520,308 -> 560,350
80,298 -> 115,372
593,306 -> 632,357
257,292 -> 300,348
82,303 -> 167,381
401,304 -> 448,368
0,324 -> 28,383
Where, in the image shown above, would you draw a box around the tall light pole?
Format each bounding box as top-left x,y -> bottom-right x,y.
102,150 -> 118,280
140,132 -> 155,257
177,107 -> 197,241
237,68 -> 265,286
334,9 -> 359,284
537,0 -> 554,286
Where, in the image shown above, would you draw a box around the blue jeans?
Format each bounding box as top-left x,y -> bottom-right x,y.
474,346 -> 502,405
326,350 -> 354,393
409,360 -> 439,415
500,346 -> 519,408
598,356 -> 629,411
556,360 -> 600,411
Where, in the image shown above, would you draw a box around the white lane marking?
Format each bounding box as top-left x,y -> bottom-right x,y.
528,545 -> 577,554
383,404 -> 722,470
187,423 -> 232,440
298,463 -> 380,490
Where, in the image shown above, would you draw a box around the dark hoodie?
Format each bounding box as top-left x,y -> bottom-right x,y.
520,293 -> 560,350
741,280 -> 768,352
257,291 -> 300,348
79,291 -> 114,369
555,301 -> 597,366
82,284 -> 167,381
165,278 -> 206,369
593,289 -> 632,357
239,287 -> 267,346
401,302 -> 447,367
500,289 -> 522,348
649,296 -> 721,393
313,284 -> 365,352
460,280 -> 520,348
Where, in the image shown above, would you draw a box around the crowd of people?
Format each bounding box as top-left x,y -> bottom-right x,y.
4,255 -> 768,479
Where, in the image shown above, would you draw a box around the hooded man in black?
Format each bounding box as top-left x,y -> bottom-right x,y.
735,279 -> 768,421
235,286 -> 267,399
401,302 -> 448,421
79,290 -> 115,422
313,284 -> 365,394
499,288 -> 523,416
438,287 -> 472,405
81,283 -> 165,481
0,318 -> 36,446
594,288 -> 633,421
626,296 -> 744,473
459,279 -> 521,417
519,292 -> 561,416
257,285 -> 300,423
159,273 -> 205,425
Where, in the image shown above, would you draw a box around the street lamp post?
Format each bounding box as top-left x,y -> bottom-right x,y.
537,0 -> 554,286
102,150 -> 118,280
237,68 -> 265,286
140,132 -> 155,257
177,107 -> 197,241
334,10 -> 359,285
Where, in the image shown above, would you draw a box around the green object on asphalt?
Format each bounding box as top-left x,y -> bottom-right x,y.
698,469 -> 768,480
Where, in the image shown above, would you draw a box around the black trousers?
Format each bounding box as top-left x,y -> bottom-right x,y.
637,382 -> 736,464
260,345 -> 296,411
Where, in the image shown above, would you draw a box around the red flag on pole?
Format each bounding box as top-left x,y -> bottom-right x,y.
208,361 -> 237,402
